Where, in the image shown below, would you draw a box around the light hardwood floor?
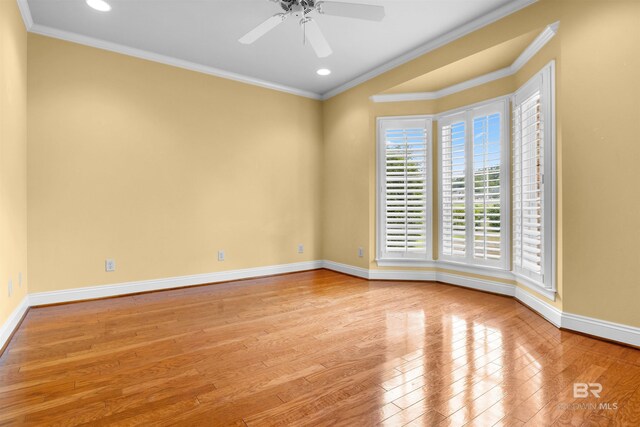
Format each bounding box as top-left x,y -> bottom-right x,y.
1,269 -> 639,426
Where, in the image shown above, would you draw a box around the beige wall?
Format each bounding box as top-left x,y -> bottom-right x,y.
323,0 -> 640,326
2,0 -> 636,332
0,0 -> 29,327
27,35 -> 323,293
558,0 -> 639,326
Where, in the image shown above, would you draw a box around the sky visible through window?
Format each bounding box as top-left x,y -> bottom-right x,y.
474,113 -> 501,169
473,112 -> 501,261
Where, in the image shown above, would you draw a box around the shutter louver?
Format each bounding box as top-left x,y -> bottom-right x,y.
383,124 -> 429,256
473,113 -> 502,261
513,92 -> 544,279
441,121 -> 466,257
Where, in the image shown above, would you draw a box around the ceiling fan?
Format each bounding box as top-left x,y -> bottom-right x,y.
239,0 -> 385,58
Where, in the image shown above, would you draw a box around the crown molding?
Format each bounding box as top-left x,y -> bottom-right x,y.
28,23 -> 323,100
17,0 -> 539,102
371,67 -> 512,103
370,21 -> 559,104
511,20 -> 559,71
19,3 -> 322,99
322,0 -> 539,100
16,0 -> 33,30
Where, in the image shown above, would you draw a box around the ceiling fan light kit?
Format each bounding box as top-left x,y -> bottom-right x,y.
239,0 -> 385,58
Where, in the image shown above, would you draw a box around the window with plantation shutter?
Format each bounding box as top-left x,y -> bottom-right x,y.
377,117 -> 432,262
513,92 -> 542,278
473,112 -> 503,262
438,100 -> 509,269
512,62 -> 555,293
440,115 -> 466,258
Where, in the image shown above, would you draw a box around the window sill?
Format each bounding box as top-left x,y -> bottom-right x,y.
513,272 -> 556,301
436,259 -> 513,280
376,259 -> 436,268
376,258 -> 557,301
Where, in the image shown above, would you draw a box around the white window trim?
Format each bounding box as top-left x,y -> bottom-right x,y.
376,259 -> 436,268
436,95 -> 512,118
512,61 -> 556,294
437,97 -> 511,271
436,259 -> 515,280
376,115 -> 434,265
373,62 -> 555,297
513,270 -> 557,300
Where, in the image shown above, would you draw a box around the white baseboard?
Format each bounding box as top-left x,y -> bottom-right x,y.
323,261 -> 513,298
0,295 -> 30,352
1,260 -> 638,353
29,260 -> 324,306
321,260 -> 370,279
562,312 -> 640,348
322,260 -> 640,348
515,286 -> 562,327
436,272 -> 515,297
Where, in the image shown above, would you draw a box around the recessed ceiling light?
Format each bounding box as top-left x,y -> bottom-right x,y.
86,0 -> 111,12
317,68 -> 331,76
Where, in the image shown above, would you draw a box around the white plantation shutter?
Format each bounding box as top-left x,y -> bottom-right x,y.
513,93 -> 542,278
438,101 -> 508,268
512,62 -> 555,292
377,117 -> 432,261
473,112 -> 502,262
440,116 -> 466,258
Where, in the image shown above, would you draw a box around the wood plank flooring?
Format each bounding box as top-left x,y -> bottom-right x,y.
1,269 -> 639,426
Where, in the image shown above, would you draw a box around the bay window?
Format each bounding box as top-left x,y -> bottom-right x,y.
375,62 -> 555,295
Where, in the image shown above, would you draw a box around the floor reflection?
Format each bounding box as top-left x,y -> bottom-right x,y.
2,270 -> 639,425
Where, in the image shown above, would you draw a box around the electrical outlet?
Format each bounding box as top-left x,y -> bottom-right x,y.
358,247 -> 364,258
18,272 -> 22,287
8,279 -> 13,297
298,244 -> 304,254
218,250 -> 225,262
105,259 -> 116,272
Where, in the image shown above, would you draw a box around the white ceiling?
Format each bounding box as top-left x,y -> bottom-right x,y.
24,0 -> 532,98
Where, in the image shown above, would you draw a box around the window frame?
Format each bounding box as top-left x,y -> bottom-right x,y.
376,115 -> 434,266
511,61 -> 556,295
437,97 -> 511,271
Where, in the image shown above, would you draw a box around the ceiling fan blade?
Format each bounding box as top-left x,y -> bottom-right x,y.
239,14 -> 287,44
317,1 -> 385,22
303,19 -> 332,58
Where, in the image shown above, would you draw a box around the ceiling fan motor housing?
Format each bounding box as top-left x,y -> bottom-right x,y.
280,0 -> 317,17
